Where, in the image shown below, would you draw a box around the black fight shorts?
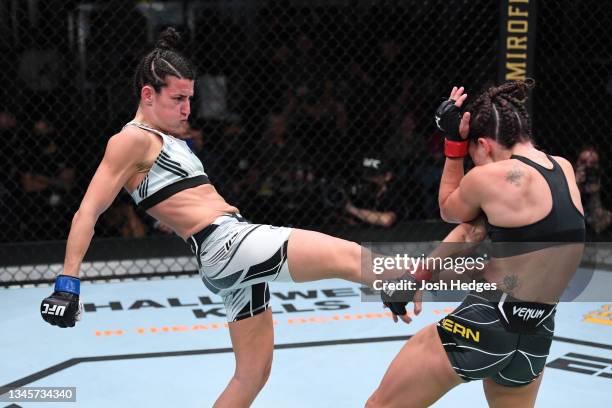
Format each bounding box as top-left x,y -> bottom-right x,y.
437,289 -> 556,387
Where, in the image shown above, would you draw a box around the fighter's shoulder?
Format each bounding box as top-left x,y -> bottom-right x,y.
110,125 -> 152,146
551,155 -> 575,172
103,126 -> 152,162
551,155 -> 579,184
462,161 -> 510,195
464,161 -> 501,182
486,159 -> 526,178
106,126 -> 152,152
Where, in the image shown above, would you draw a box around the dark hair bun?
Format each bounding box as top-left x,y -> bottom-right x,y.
512,78 -> 535,102
156,27 -> 181,51
490,78 -> 535,104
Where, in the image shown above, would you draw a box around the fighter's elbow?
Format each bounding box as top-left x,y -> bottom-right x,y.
73,206 -> 100,225
439,207 -> 458,223
438,198 -> 453,222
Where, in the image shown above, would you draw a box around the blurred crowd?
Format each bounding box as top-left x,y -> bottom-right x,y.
0,3 -> 451,243
1,1 -> 609,243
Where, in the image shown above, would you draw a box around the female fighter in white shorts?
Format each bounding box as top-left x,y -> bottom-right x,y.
39,28 -> 417,407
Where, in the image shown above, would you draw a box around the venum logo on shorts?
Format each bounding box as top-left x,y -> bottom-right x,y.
41,304 -> 66,316
547,353 -> 612,380
512,306 -> 545,321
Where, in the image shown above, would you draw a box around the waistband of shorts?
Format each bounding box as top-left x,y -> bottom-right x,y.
473,285 -> 557,307
190,213 -> 246,246
471,284 -> 556,333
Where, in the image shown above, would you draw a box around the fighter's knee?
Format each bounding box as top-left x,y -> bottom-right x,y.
345,241 -> 362,277
235,356 -> 272,391
251,366 -> 271,391
258,357 -> 273,385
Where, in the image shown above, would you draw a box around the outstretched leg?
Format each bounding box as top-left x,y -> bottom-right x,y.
287,228 -> 379,286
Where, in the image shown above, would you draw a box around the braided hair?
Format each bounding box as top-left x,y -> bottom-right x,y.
133,27 -> 196,101
468,79 -> 535,148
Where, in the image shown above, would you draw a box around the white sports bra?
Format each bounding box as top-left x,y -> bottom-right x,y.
124,121 -> 210,210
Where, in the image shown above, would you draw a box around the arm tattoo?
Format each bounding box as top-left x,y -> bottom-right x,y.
502,274 -> 520,295
506,167 -> 523,187
136,162 -> 152,173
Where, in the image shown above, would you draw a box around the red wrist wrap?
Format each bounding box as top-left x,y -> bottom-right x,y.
444,139 -> 469,158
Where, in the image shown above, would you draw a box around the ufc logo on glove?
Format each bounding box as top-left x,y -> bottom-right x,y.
41,303 -> 67,316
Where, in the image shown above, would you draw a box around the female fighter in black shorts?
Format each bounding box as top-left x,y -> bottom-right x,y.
368,80 -> 585,407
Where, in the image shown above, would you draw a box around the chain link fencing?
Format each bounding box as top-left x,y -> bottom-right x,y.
534,0 -> 612,238
1,0 -> 610,284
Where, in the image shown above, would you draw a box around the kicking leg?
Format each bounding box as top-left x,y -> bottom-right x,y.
286,228 -> 385,286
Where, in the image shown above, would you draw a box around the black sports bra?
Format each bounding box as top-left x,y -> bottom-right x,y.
486,154 -> 585,243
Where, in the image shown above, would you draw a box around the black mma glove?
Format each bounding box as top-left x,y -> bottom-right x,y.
381,275 -> 417,316
381,266 -> 432,317
41,275 -> 83,328
435,98 -> 468,158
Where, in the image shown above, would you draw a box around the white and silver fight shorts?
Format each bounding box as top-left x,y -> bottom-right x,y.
188,214 -> 293,322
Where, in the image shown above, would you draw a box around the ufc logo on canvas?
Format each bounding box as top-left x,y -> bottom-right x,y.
42,303 -> 66,316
